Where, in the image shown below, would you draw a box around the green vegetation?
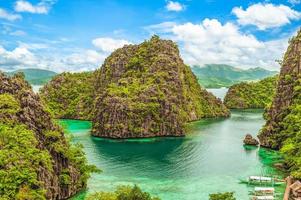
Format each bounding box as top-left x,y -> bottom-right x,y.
192,64 -> 278,88
86,185 -> 160,200
259,30 -> 301,180
224,76 -> 277,109
277,76 -> 301,178
5,68 -> 57,85
92,36 -> 229,138
209,192 -> 236,200
0,72 -> 97,199
40,72 -> 94,120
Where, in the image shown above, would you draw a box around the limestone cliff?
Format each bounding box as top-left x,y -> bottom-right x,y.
259,30 -> 301,149
0,72 -> 95,199
91,36 -> 230,138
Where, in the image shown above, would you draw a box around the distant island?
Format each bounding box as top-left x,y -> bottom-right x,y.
224,76 -> 277,109
192,64 -> 278,88
5,68 -> 57,85
40,36 -> 230,139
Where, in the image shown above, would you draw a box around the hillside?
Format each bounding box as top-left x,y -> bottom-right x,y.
91,36 -> 230,138
6,68 -> 57,85
224,76 -> 277,109
0,72 -> 96,199
258,30 -> 301,179
40,72 -> 94,120
192,64 -> 278,88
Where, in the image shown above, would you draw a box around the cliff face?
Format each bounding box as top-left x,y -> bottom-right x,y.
40,72 -> 94,120
224,76 -> 277,109
91,36 -> 230,138
258,30 -> 301,149
0,73 -> 95,199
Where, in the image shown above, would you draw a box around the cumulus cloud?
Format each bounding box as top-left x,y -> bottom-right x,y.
166,1 -> 184,12
0,8 -> 21,21
232,3 -> 301,30
0,35 -> 133,72
0,45 -> 38,70
147,19 -> 290,70
0,42 -> 111,72
14,0 -> 56,14
63,50 -> 107,71
92,37 -> 131,52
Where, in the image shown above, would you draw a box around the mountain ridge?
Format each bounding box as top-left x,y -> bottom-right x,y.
5,68 -> 57,85
192,64 -> 278,88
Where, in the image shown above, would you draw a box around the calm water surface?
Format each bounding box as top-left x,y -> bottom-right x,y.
61,109 -> 285,200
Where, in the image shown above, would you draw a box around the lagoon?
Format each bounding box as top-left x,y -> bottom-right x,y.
61,109 -> 285,200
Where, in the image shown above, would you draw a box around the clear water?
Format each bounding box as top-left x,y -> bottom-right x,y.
60,109 -> 285,200
207,87 -> 228,100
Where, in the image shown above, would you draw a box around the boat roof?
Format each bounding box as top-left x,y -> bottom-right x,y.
250,176 -> 272,181
254,187 -> 275,192
254,196 -> 274,200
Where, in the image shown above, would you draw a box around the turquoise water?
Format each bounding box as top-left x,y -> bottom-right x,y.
60,109 -> 285,200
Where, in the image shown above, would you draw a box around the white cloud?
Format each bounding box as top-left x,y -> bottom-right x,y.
232,3 -> 301,30
0,45 -> 38,69
0,8 -> 21,21
14,0 -> 56,14
288,0 -> 301,5
166,1 -> 184,12
63,50 -> 107,71
92,37 -> 131,52
144,22 -> 177,34
10,30 -> 27,36
147,19 -> 290,70
0,43 -> 108,73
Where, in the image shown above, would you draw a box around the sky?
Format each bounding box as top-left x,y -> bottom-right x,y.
0,0 -> 301,72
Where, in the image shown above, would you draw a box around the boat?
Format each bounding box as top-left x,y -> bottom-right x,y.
254,187 -> 275,195
251,196 -> 274,200
249,184 -> 276,200
239,176 -> 284,186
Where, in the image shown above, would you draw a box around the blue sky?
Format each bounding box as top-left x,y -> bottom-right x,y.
0,0 -> 301,72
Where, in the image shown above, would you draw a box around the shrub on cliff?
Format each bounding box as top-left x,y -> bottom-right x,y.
40,72 -> 94,120
86,185 -> 160,200
209,192 -> 236,200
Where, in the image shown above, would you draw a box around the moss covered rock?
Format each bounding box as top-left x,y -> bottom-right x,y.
91,36 -> 230,138
0,72 -> 96,199
224,76 -> 277,109
40,72 -> 94,120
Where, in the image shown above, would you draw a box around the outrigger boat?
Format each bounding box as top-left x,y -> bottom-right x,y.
240,176 -> 284,186
254,187 -> 274,195
251,196 -> 274,200
250,187 -> 275,200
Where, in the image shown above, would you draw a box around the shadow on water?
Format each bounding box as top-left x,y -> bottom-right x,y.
90,136 -> 185,167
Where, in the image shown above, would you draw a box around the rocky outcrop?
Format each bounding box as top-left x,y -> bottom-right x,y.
40,72 -> 94,120
0,72 -> 95,199
224,76 -> 277,109
243,134 -> 259,146
91,36 -> 230,138
258,30 -> 301,149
